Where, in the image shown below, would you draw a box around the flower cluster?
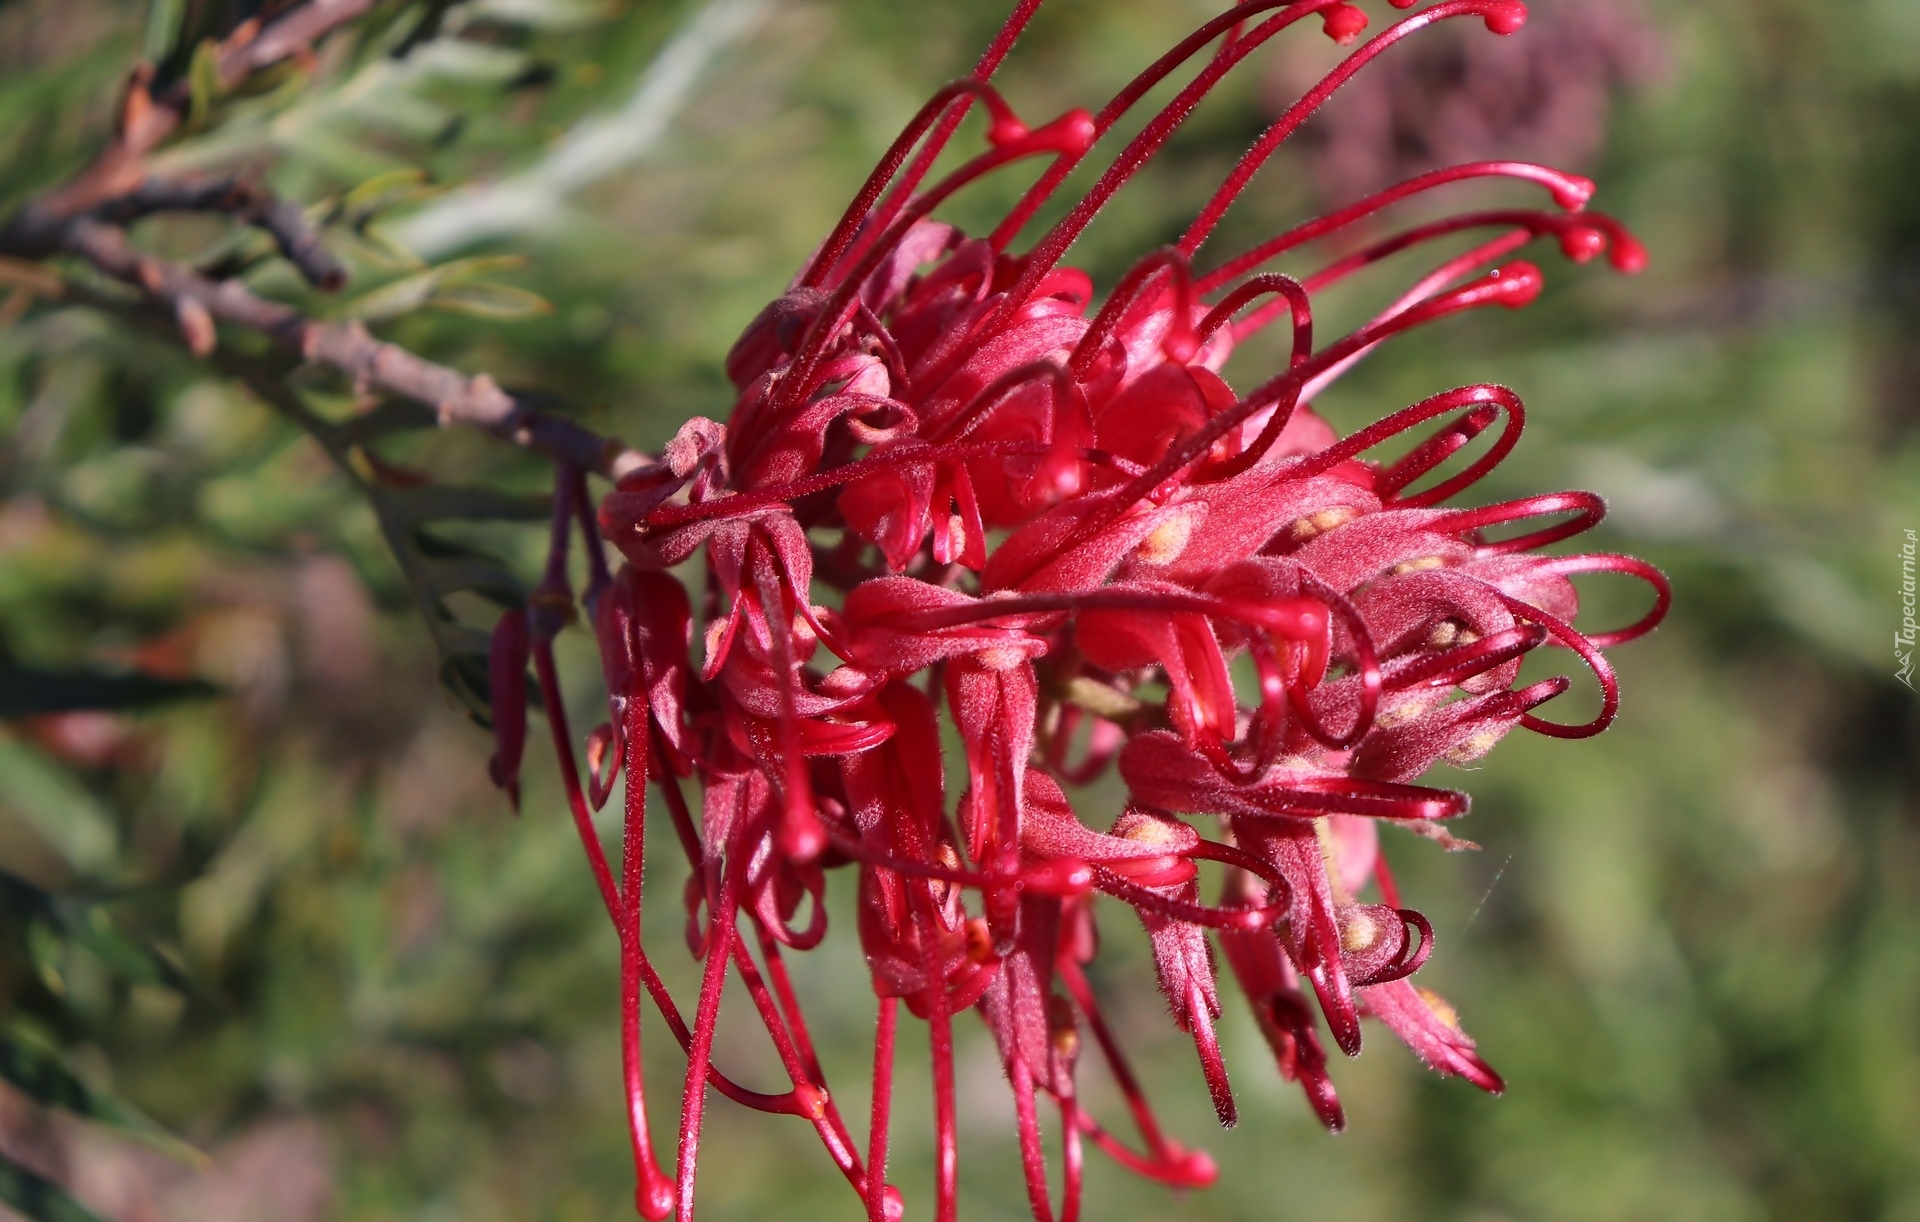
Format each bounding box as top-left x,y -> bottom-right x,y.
488,2 -> 1670,1219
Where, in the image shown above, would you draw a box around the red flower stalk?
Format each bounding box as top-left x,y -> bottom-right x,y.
493,2 -> 1671,1218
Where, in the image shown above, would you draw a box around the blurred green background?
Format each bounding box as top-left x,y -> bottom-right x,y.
1,0 -> 1916,1218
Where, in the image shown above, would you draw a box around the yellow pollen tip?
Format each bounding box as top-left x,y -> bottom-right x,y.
1134,513 -> 1195,565
976,645 -> 1027,671
1427,619 -> 1481,649
1340,909 -> 1380,953
1445,728 -> 1506,764
1118,816 -> 1186,849
1287,506 -> 1360,543
1416,986 -> 1462,1031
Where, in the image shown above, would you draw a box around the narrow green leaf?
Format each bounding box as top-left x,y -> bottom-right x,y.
338,256 -> 529,322
426,282 -> 552,319
185,39 -> 221,129
335,268 -> 441,322
143,0 -> 186,63
344,168 -> 432,213
328,227 -> 427,274
0,740 -> 118,872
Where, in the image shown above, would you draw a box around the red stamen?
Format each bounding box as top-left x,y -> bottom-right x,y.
1494,594 -> 1621,739
1065,249 -> 1198,379
1430,489 -> 1606,555
1058,1093 -> 1084,1222
988,0 -> 1336,252
993,1 -> 1341,322
727,933 -> 869,1195
752,538 -> 827,864
1180,1 -> 1551,257
917,882 -> 961,1222
867,996 -> 902,1222
1090,864 -> 1282,933
1056,958 -> 1212,1186
802,80 -> 1027,291
674,861 -> 739,1222
532,636 -> 621,919
891,587 -> 1329,641
1527,553 -> 1673,647
1283,572 -> 1381,750
861,0 -> 1050,261
1187,837 -> 1295,911
1196,161 -> 1597,293
1040,262 -> 1552,581
1295,210 -> 1639,297
826,824 -> 1090,898
926,361 -> 1083,445
1321,2 -> 1368,45
1194,272 -> 1312,369
1011,1056 -> 1058,1222
1187,980 -> 1238,1127
1384,624 -> 1549,690
780,118 -> 1094,415
647,438 -> 1047,531
1372,392 -> 1523,508
1072,1113 -> 1217,1188
618,704 -> 675,1219
1294,230 -> 1538,400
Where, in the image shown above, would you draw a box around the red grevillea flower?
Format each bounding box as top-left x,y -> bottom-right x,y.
489,3 -> 1672,1219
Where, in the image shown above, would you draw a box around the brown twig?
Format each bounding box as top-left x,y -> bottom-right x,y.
42,0 -> 377,216
0,0 -> 652,480
14,216 -> 645,477
87,177 -> 347,290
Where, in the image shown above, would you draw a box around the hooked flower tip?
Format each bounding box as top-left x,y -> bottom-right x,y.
791,1082 -> 832,1121
1558,225 -> 1608,265
780,804 -> 828,864
1170,1145 -> 1219,1188
1553,173 -> 1598,212
1009,108 -> 1099,159
635,1177 -> 677,1220
1483,0 -> 1528,36
1488,261 -> 1545,309
1321,3 -> 1369,45
1609,231 -> 1651,275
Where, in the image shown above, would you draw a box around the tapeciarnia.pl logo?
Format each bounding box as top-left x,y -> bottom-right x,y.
1899,528 -> 1917,690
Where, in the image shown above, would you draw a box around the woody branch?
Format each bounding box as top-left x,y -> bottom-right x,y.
0,0 -> 650,481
